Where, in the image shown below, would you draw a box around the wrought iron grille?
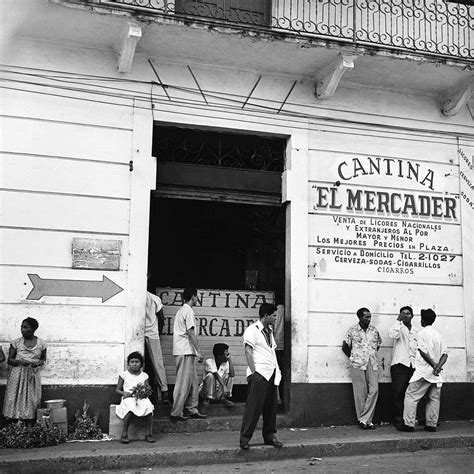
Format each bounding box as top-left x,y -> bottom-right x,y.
103,0 -> 473,59
153,125 -> 286,172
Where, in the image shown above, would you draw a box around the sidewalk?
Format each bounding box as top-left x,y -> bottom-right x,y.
0,421 -> 473,473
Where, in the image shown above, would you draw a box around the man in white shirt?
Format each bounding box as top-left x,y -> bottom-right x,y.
170,287 -> 207,422
398,309 -> 448,432
145,289 -> 170,405
239,303 -> 282,450
389,306 -> 417,427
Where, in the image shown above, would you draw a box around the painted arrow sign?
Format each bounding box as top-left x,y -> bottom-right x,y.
26,274 -> 124,303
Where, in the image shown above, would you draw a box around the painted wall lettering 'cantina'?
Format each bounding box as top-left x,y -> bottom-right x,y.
1,0 -> 473,429
309,156 -> 462,285
300,122 -> 472,416
157,288 -> 274,385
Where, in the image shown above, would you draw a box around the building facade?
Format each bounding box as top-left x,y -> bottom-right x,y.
0,0 -> 473,429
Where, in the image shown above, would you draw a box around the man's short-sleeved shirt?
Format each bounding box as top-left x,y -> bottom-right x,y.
345,323 -> 382,371
243,320 -> 281,385
145,292 -> 163,339
410,325 -> 448,387
173,303 -> 196,356
204,358 -> 230,379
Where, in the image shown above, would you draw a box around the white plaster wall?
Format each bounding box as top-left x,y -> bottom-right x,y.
0,34 -> 472,387
306,123 -> 472,383
0,41 -> 154,384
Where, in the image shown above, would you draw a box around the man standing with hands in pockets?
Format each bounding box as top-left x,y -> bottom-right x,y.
170,287 -> 207,422
239,302 -> 282,450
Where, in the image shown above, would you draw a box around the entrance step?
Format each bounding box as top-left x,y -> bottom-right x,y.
153,402 -> 288,433
154,414 -> 246,433
154,401 -> 245,419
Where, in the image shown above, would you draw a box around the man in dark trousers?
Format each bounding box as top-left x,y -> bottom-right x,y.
389,305 -> 417,427
239,302 -> 282,450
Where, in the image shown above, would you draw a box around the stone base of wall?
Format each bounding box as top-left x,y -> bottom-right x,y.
0,385 -> 118,432
288,382 -> 474,427
1,382 -> 472,431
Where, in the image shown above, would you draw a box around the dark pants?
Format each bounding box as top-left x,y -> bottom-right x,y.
391,363 -> 414,422
240,371 -> 278,445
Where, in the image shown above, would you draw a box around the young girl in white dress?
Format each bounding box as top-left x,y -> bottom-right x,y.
115,351 -> 154,443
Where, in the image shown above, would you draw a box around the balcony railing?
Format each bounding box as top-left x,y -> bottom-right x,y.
102,1 -> 473,60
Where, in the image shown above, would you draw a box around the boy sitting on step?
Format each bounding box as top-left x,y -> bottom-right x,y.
199,343 -> 235,407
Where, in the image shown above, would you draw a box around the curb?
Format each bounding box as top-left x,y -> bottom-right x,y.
1,433 -> 473,473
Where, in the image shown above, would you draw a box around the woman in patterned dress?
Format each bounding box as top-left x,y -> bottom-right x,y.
2,317 -> 47,428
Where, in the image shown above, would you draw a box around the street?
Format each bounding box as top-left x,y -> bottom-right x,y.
88,447 -> 474,473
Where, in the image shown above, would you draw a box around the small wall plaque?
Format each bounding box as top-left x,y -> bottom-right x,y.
72,238 -> 122,270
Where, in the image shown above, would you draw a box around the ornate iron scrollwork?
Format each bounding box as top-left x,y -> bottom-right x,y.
153,125 -> 285,172
106,0 -> 472,60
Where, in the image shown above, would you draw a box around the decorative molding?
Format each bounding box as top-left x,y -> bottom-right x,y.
442,76 -> 474,116
117,22 -> 142,73
315,53 -> 357,100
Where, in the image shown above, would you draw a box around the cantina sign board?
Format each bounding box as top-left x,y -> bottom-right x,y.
309,156 -> 463,285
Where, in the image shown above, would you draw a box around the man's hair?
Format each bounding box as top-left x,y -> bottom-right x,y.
421,308 -> 436,325
400,306 -> 413,316
259,303 -> 277,319
182,287 -> 197,302
213,343 -> 229,358
356,307 -> 370,319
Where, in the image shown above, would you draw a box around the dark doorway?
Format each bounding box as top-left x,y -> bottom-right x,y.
147,124 -> 288,406
148,198 -> 285,294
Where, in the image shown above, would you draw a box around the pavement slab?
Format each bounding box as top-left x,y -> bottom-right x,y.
0,421 -> 472,473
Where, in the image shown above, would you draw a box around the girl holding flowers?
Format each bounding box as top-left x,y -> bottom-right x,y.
115,351 -> 154,444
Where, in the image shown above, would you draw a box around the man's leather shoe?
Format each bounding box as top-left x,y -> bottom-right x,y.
188,411 -> 207,419
169,415 -> 189,422
240,442 -> 250,450
396,423 -> 415,432
264,437 -> 283,448
424,425 -> 437,432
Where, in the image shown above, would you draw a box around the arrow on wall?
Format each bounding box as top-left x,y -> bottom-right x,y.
26,274 -> 124,303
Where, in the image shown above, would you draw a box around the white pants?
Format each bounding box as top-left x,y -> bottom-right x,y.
171,355 -> 199,417
403,378 -> 441,428
350,364 -> 379,424
145,336 -> 168,392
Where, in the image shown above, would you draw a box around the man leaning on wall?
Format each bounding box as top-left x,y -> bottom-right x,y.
342,307 -> 382,430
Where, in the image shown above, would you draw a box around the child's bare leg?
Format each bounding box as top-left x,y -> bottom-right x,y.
147,413 -> 153,435
146,413 -> 155,442
121,412 -> 133,437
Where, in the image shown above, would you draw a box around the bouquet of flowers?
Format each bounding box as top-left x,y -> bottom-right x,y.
69,400 -> 103,441
131,382 -> 152,402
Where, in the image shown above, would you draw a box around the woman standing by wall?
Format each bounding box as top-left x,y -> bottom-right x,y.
2,317 -> 47,428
